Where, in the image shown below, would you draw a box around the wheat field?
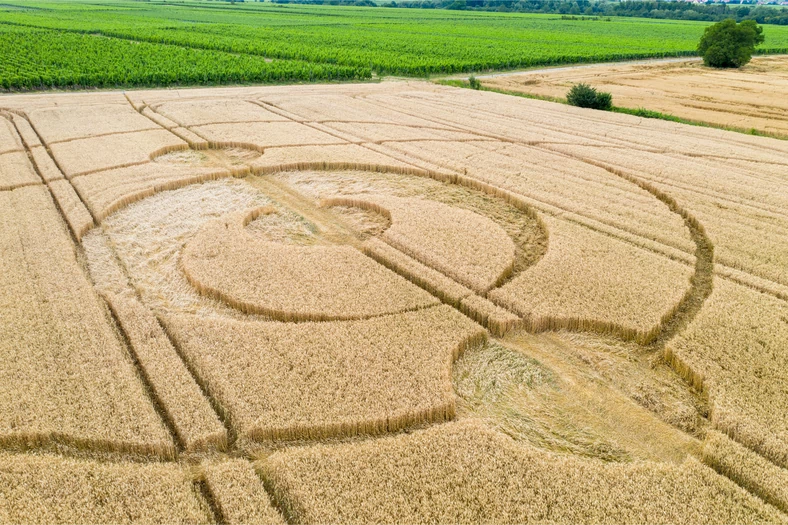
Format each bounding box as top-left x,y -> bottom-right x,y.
0,79 -> 786,523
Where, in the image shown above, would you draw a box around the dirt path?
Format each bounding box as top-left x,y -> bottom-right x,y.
442,56 -> 702,81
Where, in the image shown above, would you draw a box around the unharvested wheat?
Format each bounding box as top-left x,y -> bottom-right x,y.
0,117 -> 23,154
0,151 -> 40,190
164,305 -> 485,442
702,430 -> 788,514
27,103 -> 158,144
490,216 -> 694,344
154,99 -> 287,127
192,122 -> 344,149
201,459 -> 286,525
0,186 -> 172,457
666,278 -> 788,469
48,179 -> 94,241
50,129 -> 186,178
10,115 -> 41,148
104,293 -> 227,452
0,453 -> 210,524
324,195 -> 515,293
181,208 -> 438,321
261,419 -> 784,524
72,163 -> 232,222
28,146 -> 64,183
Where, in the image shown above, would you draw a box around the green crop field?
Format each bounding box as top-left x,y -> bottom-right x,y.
1,0 -> 788,90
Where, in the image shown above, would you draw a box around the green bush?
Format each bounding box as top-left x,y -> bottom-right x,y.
468,75 -> 481,89
697,19 -> 764,68
566,83 -> 613,110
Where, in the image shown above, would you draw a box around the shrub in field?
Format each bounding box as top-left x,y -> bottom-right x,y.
698,19 -> 764,68
468,75 -> 481,90
566,83 -> 613,110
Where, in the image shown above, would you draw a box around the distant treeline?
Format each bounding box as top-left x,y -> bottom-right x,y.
269,0 -> 788,25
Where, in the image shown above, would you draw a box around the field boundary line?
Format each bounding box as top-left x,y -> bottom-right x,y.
358,97 -> 702,256
360,96 -> 788,301
102,295 -> 189,456
44,126 -> 163,146
407,88 -> 788,156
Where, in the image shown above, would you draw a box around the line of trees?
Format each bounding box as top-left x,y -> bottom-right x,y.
269,0 -> 788,25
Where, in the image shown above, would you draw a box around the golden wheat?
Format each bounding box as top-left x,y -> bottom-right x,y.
362,237 -> 473,306
192,121 -> 344,149
10,114 -> 42,148
0,151 -> 41,190
81,229 -> 136,299
181,208 -> 438,321
72,163 -> 231,223
0,116 -> 23,153
261,419 -> 784,524
50,129 -> 186,178
324,195 -> 515,293
27,103 -> 158,144
544,143 -> 788,288
28,146 -> 64,183
458,294 -> 520,337
170,127 -> 211,149
325,121 -> 482,142
258,91 -> 435,124
154,99 -> 288,127
201,459 -> 286,525
47,179 -> 94,241
164,305 -> 485,442
666,278 -> 788,469
4,82 -> 787,522
0,186 -> 173,458
702,430 -> 788,514
385,140 -> 696,256
0,452 -> 211,524
489,216 -> 694,344
141,107 -> 178,129
92,179 -> 275,319
104,293 -> 227,452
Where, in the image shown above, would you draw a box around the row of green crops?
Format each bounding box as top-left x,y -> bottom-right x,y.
1,0 -> 788,89
0,24 -> 368,90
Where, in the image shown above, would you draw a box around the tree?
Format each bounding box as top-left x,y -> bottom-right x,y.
566,83 -> 613,110
697,19 -> 764,68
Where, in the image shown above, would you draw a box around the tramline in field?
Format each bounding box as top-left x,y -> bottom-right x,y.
0,78 -> 787,522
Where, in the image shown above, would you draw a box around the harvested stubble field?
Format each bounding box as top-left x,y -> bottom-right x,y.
481,55 -> 788,137
0,79 -> 787,523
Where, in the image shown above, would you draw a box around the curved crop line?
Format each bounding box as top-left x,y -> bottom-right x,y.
566,154 -> 715,349
241,328 -> 488,443
350,96 -> 713,345
322,195 -> 516,298
180,208 -> 439,324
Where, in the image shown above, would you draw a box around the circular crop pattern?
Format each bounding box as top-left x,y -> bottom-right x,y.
181,207 -> 439,322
